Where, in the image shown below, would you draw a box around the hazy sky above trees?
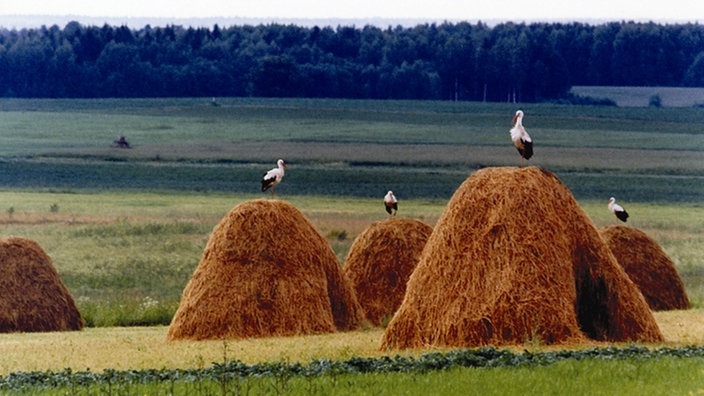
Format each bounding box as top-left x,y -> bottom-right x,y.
3,0 -> 703,24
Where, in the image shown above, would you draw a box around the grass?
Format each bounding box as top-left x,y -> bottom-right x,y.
442,357 -> 704,396
0,326 -> 388,375
571,86 -> 704,107
0,309 -> 701,376
302,357 -> 704,396
0,98 -> 701,392
0,99 -> 700,318
9,355 -> 704,395
0,190 -> 701,329
1,98 -> 702,154
0,98 -> 702,204
0,190 -> 444,300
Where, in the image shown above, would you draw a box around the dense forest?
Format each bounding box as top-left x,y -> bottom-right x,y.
1,21 -> 704,101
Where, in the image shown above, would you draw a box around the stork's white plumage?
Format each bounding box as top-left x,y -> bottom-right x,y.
384,190 -> 398,216
608,197 -> 629,222
261,159 -> 287,196
510,110 -> 533,166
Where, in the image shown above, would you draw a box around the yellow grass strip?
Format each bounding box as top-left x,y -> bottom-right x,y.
0,326 -> 386,375
0,309 -> 701,375
652,309 -> 704,346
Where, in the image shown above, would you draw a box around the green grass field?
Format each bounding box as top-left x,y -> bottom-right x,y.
571,86 -> 704,107
0,98 -> 701,201
1,191 -> 701,324
3,346 -> 703,395
0,98 -> 702,393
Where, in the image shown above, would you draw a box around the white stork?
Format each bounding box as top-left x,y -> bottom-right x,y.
261,159 -> 287,196
608,197 -> 629,223
510,109 -> 533,166
384,190 -> 398,216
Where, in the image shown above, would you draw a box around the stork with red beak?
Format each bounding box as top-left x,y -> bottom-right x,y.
261,159 -> 287,196
510,110 -> 533,166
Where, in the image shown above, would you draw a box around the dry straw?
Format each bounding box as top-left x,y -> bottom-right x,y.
168,199 -> 364,340
381,167 -> 663,350
600,225 -> 690,311
0,237 -> 83,332
343,218 -> 433,326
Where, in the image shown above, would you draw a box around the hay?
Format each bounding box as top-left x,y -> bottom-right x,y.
381,167 -> 662,350
168,199 -> 364,340
0,237 -> 83,333
600,225 -> 690,311
342,218 -> 433,326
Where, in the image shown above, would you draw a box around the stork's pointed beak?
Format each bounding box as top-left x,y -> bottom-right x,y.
512,114 -> 519,125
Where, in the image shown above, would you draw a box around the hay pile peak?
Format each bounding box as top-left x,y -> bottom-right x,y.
0,237 -> 83,333
600,225 -> 690,311
343,217 -> 433,326
381,166 -> 662,350
168,199 -> 364,340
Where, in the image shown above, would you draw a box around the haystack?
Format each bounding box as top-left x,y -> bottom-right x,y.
168,199 -> 364,340
343,218 -> 433,326
0,237 -> 83,332
600,225 -> 690,311
381,167 -> 662,350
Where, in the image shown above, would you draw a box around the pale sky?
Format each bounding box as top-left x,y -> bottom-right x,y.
1,0 -> 703,24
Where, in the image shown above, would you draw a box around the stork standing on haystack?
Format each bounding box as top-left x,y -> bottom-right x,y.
384,190 -> 398,216
261,159 -> 287,196
510,109 -> 533,167
608,197 -> 629,223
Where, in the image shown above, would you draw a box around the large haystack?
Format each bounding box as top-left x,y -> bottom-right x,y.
343,218 -> 433,326
381,167 -> 662,350
600,225 -> 690,311
0,237 -> 83,332
168,199 -> 364,340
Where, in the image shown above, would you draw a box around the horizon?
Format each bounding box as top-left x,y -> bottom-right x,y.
1,14 -> 701,30
2,0 -> 703,29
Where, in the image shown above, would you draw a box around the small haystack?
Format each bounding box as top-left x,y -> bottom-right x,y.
600,225 -> 690,311
168,199 -> 364,340
381,167 -> 662,350
343,218 -> 433,326
0,237 -> 83,332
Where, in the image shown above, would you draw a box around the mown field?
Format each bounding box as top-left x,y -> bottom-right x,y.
571,86 -> 704,107
0,98 -> 702,201
0,98 -> 702,394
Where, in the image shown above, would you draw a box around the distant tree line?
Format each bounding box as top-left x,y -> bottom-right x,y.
1,21 -> 703,101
